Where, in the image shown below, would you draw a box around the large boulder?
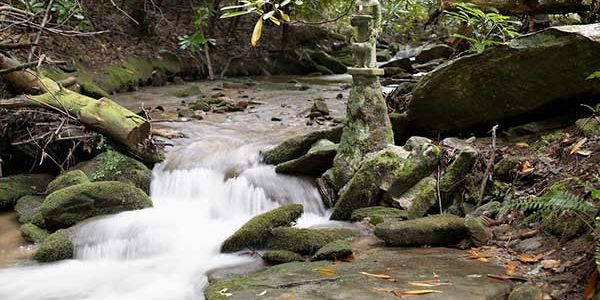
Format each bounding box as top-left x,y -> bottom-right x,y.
221,204 -> 304,253
268,227 -> 358,255
0,174 -> 53,209
45,170 -> 90,194
374,214 -> 467,246
32,229 -> 73,262
73,150 -> 152,193
14,195 -> 44,225
40,181 -> 152,229
414,44 -> 454,64
306,49 -> 347,74
275,139 -> 337,177
408,24 -> 600,136
262,127 -> 343,165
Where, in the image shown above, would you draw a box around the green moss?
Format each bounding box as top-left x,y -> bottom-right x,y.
576,117 -> 600,137
46,170 -> 90,194
221,204 -> 304,253
405,177 -> 437,219
268,227 -> 358,255
0,174 -> 54,209
171,85 -> 202,98
439,146 -> 478,203
374,214 -> 467,246
311,240 -> 352,261
532,130 -> 563,151
79,81 -> 111,99
350,206 -> 408,225
32,229 -> 73,262
20,223 -> 49,244
508,283 -> 543,300
262,250 -> 304,265
14,195 -> 44,224
262,127 -> 343,165
41,181 -> 152,229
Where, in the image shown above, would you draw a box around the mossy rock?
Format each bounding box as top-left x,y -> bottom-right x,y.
465,216 -> 492,246
508,283 -> 543,300
221,204 -> 304,253
388,176 -> 436,219
41,181 -> 152,229
32,229 -> 73,262
268,227 -> 358,255
275,139 -> 337,177
46,170 -> 90,194
374,214 -> 467,246
14,195 -> 44,225
20,223 -> 49,244
262,127 -> 343,165
576,117 -> 600,137
306,49 -> 347,74
190,98 -> 212,111
262,250 -> 304,265
73,150 -> 151,193
0,174 -> 54,209
440,146 -> 478,201
311,240 -> 352,261
350,206 -> 408,225
79,81 -> 111,99
171,85 -> 202,98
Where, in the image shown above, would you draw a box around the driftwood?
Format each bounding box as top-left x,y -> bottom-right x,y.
441,0 -> 590,14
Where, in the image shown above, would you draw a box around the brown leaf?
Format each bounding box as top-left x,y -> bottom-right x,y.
584,271 -> 597,300
541,259 -> 561,270
515,142 -> 530,148
359,271 -> 392,279
278,293 -> 297,300
517,161 -> 534,174
505,261 -> 518,276
518,254 -> 543,263
341,255 -> 354,262
392,290 -> 442,297
487,274 -> 528,282
313,268 -> 336,275
372,287 -> 392,293
570,138 -> 587,155
408,280 -> 452,287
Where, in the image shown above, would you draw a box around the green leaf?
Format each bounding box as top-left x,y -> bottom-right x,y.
220,10 -> 252,19
586,71 -> 600,80
592,189 -> 600,200
251,18 -> 263,47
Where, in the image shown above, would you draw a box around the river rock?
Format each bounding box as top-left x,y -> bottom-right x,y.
262,127 -> 343,165
407,24 -> 600,137
374,214 -> 467,246
306,49 -> 347,74
508,283 -> 544,300
221,204 -> 304,253
414,44 -> 454,64
576,117 -> 600,137
275,139 -> 337,176
465,216 -> 492,246
393,176 -> 437,219
380,57 -> 412,71
40,181 -> 152,229
262,250 -> 304,265
330,137 -> 441,220
0,174 -> 54,209
439,146 -> 478,204
311,240 -> 352,261
73,150 -> 151,193
310,98 -> 330,116
268,227 -> 358,255
350,206 -> 408,225
20,223 -> 49,244
46,170 -> 90,194
32,229 -> 73,262
14,195 -> 44,225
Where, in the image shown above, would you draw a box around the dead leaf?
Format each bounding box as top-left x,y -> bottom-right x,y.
487,274 -> 528,282
341,255 -> 354,262
518,254 -> 543,263
505,261 -> 518,276
515,142 -> 530,148
541,259 -> 561,270
392,290 -> 442,297
359,271 -> 392,279
278,293 -> 297,300
577,150 -> 592,157
584,271 -> 597,300
313,268 -> 336,275
372,287 -> 392,292
517,161 -> 534,174
257,290 -> 267,296
478,257 -> 489,262
570,138 -> 587,155
408,280 -> 452,287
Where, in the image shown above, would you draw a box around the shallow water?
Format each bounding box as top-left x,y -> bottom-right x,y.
0,76 -> 350,300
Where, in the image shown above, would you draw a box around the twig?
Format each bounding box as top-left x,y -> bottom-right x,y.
436,163 -> 443,214
0,42 -> 35,50
28,0 -> 54,62
0,59 -> 66,75
109,0 -> 139,25
477,125 -> 499,206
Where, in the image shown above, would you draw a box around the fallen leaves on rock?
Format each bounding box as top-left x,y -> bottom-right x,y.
518,254 -> 544,263
313,268 -> 336,275
392,289 -> 442,297
359,271 -> 392,279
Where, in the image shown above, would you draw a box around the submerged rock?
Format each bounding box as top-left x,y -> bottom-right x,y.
40,181 -> 152,229
408,24 -> 600,136
374,214 -> 467,246
14,195 -> 44,225
221,204 -> 304,253
20,223 -> 49,244
311,240 -> 352,261
262,127 -> 343,165
45,170 -> 90,194
262,250 -> 304,265
350,206 -> 408,225
275,139 -> 337,176
268,227 -> 358,255
0,174 -> 54,209
32,229 -> 73,262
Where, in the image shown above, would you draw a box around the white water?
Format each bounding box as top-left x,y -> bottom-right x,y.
0,140 -> 330,300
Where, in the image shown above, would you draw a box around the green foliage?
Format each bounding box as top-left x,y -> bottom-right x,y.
444,3 -> 519,53
382,0 -> 432,41
587,71 -> 600,80
18,0 -> 88,29
178,6 -> 216,54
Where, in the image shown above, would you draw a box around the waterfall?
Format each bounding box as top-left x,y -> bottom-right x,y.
0,140 -> 329,300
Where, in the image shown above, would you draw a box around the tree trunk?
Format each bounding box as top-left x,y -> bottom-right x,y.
441,0 -> 590,14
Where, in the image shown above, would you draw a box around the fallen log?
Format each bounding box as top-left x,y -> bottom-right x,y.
441,0 -> 590,14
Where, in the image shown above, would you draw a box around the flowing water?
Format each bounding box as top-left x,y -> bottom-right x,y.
0,76 -> 350,300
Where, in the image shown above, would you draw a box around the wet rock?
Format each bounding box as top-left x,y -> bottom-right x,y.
190,98 -> 211,111
32,229 -> 73,262
508,283 -> 544,300
0,174 -> 54,209
275,139 -> 337,177
14,195 -> 44,225
73,150 -> 152,193
46,170 -> 90,194
311,240 -> 352,261
173,76 -> 185,85
171,85 -> 202,98
268,227 -> 358,255
465,216 -> 492,246
221,204 -> 304,253
376,49 -> 392,62
350,206 -> 408,225
383,67 -> 409,78
414,44 -> 454,64
413,58 -> 445,72
514,237 -> 543,253
41,181 -> 152,229
576,117 -> 600,137
306,49 -> 347,74
310,98 -> 330,116
374,214 -> 467,246
178,108 -> 195,118
408,24 -> 600,136
262,127 -> 343,165
380,57 -> 413,71
20,223 -> 49,244
262,250 -> 304,265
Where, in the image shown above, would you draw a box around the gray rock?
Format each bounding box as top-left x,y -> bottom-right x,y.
275,140 -> 337,177
414,44 -> 454,64
508,283 -> 544,300
14,195 -> 43,225
262,127 -> 343,165
514,237 -> 543,253
374,214 -> 468,246
0,174 -> 54,209
310,99 -> 330,116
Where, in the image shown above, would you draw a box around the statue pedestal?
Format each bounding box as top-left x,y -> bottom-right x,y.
347,67 -> 384,77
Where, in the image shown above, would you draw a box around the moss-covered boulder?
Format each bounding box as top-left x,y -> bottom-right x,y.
465,216 -> 492,246
388,176 -> 437,219
221,204 -> 304,253
20,223 -> 49,244
508,283 -> 543,300
350,206 -> 408,225
374,214 -> 467,246
408,24 -> 600,136
14,195 -> 44,225
40,181 -> 152,229
306,49 -> 347,74
439,146 -> 478,204
46,170 -> 90,194
268,227 -> 358,255
262,127 -> 343,165
73,150 -> 151,193
331,138 -> 441,220
576,117 -> 600,137
32,229 -> 73,262
311,240 -> 352,261
262,250 -> 304,265
0,174 -> 54,209
275,139 -> 337,177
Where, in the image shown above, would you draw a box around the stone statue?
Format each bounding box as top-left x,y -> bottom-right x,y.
350,0 -> 382,69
